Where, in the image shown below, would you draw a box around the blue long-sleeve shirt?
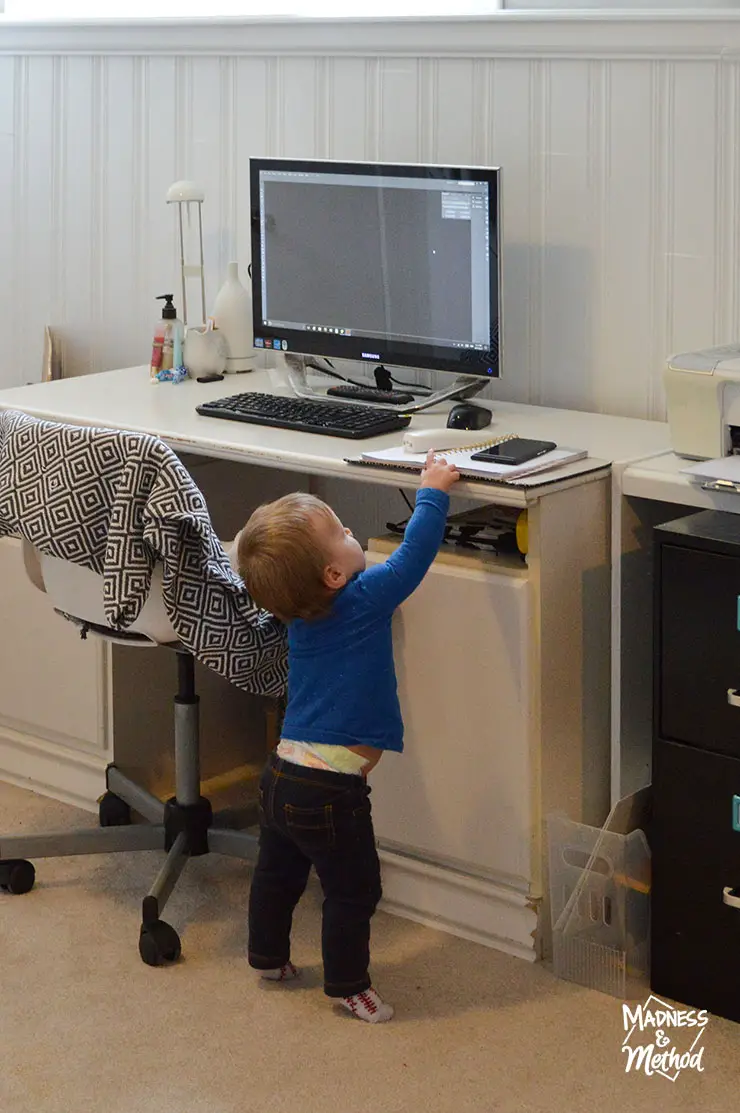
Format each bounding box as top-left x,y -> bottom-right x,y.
281,486 -> 450,753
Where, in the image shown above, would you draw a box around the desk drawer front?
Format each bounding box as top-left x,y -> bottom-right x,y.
366,551 -> 531,884
652,738 -> 740,1021
658,543 -> 740,755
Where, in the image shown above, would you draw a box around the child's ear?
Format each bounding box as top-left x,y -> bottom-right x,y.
323,563 -> 347,591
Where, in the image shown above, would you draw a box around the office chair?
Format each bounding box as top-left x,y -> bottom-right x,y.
1,541 -> 269,966
0,407 -> 288,966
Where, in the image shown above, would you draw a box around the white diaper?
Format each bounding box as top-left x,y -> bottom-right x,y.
276,739 -> 369,775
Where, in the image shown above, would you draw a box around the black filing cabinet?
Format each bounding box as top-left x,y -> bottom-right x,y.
653,511 -> 740,1022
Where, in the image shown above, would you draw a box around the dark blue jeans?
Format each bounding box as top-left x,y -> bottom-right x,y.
248,753 -> 383,998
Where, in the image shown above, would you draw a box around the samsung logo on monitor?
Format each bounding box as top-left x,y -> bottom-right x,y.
362,352 -> 381,360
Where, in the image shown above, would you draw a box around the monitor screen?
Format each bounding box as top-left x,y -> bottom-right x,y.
249,158 -> 501,379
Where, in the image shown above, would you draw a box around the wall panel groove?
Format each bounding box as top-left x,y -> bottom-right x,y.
530,58 -> 547,407
11,57 -> 28,389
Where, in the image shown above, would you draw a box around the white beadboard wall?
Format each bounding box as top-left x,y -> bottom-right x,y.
1,16 -> 739,418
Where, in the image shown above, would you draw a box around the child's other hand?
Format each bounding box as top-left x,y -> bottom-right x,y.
420,449 -> 460,493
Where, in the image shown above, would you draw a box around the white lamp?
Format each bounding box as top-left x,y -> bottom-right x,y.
166,180 -> 206,328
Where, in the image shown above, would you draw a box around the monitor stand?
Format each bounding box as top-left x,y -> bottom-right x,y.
283,354 -> 491,416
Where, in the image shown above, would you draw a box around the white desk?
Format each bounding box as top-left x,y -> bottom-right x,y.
623,449 -> 740,510
0,365 -> 669,502
0,365 -> 670,960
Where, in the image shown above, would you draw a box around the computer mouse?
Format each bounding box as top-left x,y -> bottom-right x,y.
446,403 -> 492,431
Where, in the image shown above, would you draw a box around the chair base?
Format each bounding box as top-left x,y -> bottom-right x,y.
0,763 -> 260,967
0,650 -> 265,966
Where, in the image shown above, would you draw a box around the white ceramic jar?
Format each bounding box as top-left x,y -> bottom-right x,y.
183,326 -> 229,378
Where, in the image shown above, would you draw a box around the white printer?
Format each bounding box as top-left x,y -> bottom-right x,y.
665,344 -> 740,459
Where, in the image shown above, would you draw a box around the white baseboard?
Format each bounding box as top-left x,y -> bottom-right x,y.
378,848 -> 538,961
0,726 -> 105,813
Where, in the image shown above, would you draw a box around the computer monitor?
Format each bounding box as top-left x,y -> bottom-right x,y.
249,158 -> 501,382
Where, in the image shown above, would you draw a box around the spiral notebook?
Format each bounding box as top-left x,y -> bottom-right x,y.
347,434 -> 588,485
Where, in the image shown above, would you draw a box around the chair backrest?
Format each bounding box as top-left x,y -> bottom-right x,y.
22,539 -> 177,647
3,409 -> 287,696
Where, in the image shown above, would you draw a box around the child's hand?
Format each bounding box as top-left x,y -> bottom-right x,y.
420,449 -> 460,493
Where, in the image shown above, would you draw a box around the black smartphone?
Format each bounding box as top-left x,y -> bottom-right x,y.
471,437 -> 557,467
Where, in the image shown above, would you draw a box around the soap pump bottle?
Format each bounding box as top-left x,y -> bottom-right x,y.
150,294 -> 184,381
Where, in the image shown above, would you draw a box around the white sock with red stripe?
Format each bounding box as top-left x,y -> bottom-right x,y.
260,962 -> 300,982
341,987 -> 394,1023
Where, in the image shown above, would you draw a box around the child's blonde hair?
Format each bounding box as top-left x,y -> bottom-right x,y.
237,492 -> 336,622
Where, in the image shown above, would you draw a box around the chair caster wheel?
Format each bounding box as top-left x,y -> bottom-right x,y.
0,859 -> 36,894
139,920 -> 182,967
99,792 -> 131,827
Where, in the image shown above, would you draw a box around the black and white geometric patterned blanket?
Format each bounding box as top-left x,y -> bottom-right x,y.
0,409 -> 287,697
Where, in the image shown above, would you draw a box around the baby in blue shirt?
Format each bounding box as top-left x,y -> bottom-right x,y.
238,450 -> 459,1023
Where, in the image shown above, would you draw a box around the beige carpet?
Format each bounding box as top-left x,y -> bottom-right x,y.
1,780 -> 738,1113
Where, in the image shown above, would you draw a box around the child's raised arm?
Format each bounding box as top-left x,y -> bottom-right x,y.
357,450 -> 459,612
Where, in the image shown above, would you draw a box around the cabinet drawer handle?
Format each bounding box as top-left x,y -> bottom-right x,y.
727,689 -> 740,707
723,887 -> 740,909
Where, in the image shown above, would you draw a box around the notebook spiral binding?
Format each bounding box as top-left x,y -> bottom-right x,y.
438,433 -> 518,457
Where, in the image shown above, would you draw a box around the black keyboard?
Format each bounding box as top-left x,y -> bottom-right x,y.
196,392 -> 411,440
326,383 -> 415,405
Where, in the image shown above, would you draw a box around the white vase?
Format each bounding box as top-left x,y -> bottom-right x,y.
212,261 -> 254,373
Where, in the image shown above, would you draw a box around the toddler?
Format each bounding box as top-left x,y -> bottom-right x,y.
237,450 -> 459,1022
